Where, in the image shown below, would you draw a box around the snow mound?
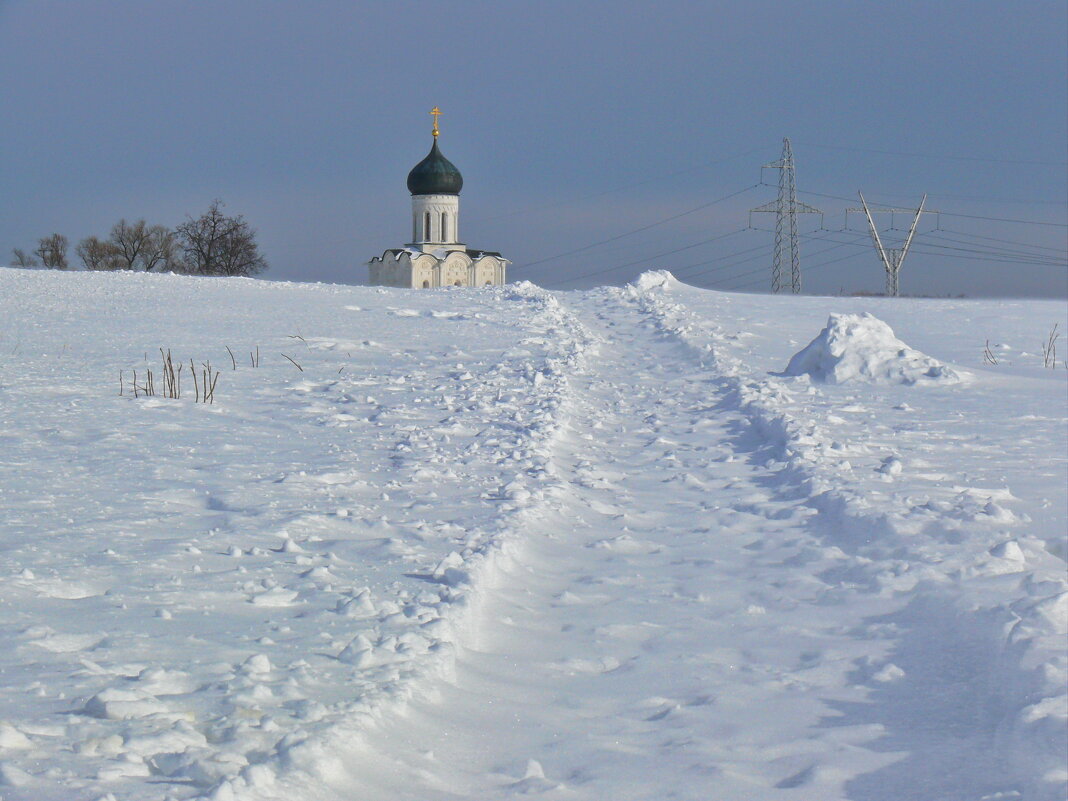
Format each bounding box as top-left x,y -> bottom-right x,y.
626,269 -> 679,295
782,313 -> 962,385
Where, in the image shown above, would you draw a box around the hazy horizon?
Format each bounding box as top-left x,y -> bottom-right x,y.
1,0 -> 1065,297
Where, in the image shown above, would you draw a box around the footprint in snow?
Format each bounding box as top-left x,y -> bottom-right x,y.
29,579 -> 106,600
249,587 -> 300,607
27,633 -> 104,653
585,499 -> 622,516
550,656 -> 623,675
553,590 -> 611,606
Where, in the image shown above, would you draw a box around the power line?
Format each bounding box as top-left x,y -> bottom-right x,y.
514,184 -> 761,270
707,263 -> 772,289
608,228 -> 750,272
604,229 -> 867,289
918,233 -> 1068,265
937,227 -> 1068,255
919,192 -> 1065,207
673,241 -> 776,279
936,210 -> 1068,228
800,229 -> 880,247
909,245 -> 1068,268
467,146 -> 770,225
792,141 -> 1068,168
689,234 -> 867,286
722,248 -> 871,292
793,186 -> 1067,228
552,228 -> 750,286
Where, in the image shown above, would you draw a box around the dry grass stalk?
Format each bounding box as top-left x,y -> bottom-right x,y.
281,353 -> 303,372
204,367 -> 219,403
119,349 -> 212,401
160,348 -> 182,399
1042,324 -> 1059,368
982,340 -> 998,366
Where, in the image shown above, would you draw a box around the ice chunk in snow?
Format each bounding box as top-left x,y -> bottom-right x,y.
0,762 -> 32,787
873,662 -> 906,682
782,313 -> 962,385
0,723 -> 31,749
626,269 -> 678,295
335,588 -> 376,617
250,587 -> 299,606
990,540 -> 1026,562
241,653 -> 273,675
338,634 -> 374,666
431,552 -> 469,586
84,688 -> 171,720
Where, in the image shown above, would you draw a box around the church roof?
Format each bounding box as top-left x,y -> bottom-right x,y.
407,139 -> 463,196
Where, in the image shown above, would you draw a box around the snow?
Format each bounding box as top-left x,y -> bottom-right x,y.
781,312 -> 963,385
0,266 -> 1065,800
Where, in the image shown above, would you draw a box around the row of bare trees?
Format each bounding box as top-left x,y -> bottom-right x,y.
10,201 -> 268,277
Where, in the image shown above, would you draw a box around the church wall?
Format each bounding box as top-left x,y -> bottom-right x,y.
369,251 -> 507,288
368,252 -> 416,288
411,256 -> 439,288
411,194 -> 460,245
473,257 -> 505,286
442,256 -> 472,287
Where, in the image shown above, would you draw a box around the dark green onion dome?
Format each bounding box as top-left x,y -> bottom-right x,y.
406,139 -> 463,195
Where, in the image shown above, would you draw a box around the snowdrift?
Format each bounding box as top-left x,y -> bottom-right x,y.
782,312 -> 962,385
0,267 -> 1064,801
626,269 -> 679,295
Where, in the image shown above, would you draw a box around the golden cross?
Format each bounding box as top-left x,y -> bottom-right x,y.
430,106 -> 442,138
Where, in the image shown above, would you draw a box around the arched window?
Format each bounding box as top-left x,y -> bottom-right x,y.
441,212 -> 449,242
422,280 -> 430,289
454,280 -> 462,286
425,212 -> 432,241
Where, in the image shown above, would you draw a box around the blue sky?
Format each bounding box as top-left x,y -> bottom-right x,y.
1,0 -> 1065,296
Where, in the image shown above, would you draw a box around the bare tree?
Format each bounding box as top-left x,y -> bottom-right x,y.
76,236 -> 122,271
11,248 -> 38,268
175,200 -> 268,277
35,234 -> 69,269
142,225 -> 179,272
109,219 -> 150,271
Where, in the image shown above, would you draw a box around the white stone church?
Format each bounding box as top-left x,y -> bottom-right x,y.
367,109 -> 508,288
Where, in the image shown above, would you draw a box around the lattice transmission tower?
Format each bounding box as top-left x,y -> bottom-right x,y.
750,138 -> 822,293
847,192 -> 934,296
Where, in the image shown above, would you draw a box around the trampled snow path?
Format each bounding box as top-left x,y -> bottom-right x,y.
0,270 -> 1063,801
260,283 -> 1064,801
323,291 -> 892,799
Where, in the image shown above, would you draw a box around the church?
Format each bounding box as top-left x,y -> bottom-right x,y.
367,108 -> 509,288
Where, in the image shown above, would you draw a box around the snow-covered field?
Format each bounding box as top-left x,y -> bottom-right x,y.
0,267 -> 1064,801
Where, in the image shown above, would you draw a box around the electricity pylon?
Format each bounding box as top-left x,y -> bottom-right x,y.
750,138 -> 822,294
848,192 -> 931,296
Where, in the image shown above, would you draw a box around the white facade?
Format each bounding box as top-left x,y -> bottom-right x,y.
367,131 -> 508,288
410,194 -> 463,251
368,248 -> 507,288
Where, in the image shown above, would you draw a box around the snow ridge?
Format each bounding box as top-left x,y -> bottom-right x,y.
620,270 -> 1068,799
0,270 -> 598,800
212,280 -> 594,800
